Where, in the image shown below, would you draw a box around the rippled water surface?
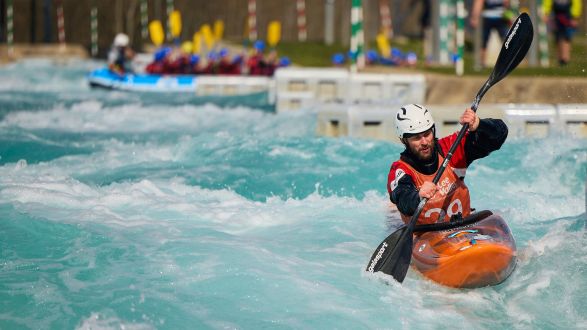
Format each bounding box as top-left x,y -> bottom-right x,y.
0,59 -> 585,329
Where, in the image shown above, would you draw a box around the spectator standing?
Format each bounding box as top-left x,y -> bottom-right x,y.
543,0 -> 582,66
470,0 -> 510,68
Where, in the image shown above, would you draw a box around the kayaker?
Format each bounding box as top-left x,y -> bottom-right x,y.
387,104 -> 507,225
107,33 -> 135,75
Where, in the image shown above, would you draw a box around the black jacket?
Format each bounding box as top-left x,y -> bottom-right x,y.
390,118 -> 508,215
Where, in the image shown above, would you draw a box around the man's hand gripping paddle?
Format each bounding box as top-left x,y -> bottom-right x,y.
366,13 -> 533,283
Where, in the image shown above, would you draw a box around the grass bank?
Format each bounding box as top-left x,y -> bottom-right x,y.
272,38 -> 587,78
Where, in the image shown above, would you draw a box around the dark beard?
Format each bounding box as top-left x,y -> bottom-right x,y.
400,140 -> 439,175
414,147 -> 434,162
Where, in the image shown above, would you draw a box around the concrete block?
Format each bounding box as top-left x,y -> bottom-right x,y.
316,103 -> 349,137
556,104 -> 587,138
503,104 -> 557,138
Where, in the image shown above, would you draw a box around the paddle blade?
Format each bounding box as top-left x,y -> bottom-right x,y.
381,227 -> 414,282
366,225 -> 414,282
376,33 -> 391,58
489,12 -> 534,88
149,20 -> 165,46
192,32 -> 202,54
200,24 -> 214,50
267,21 -> 281,48
170,10 -> 182,38
213,20 -> 225,41
366,227 -> 404,273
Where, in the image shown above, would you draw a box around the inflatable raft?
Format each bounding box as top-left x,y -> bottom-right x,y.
88,68 -> 197,92
87,68 -> 272,95
412,210 -> 516,288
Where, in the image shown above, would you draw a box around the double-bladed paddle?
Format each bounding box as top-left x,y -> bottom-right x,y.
366,13 -> 534,283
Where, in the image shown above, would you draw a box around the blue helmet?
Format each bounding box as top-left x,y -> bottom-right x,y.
366,50 -> 379,62
190,54 -> 200,65
347,50 -> 357,60
332,53 -> 345,65
391,48 -> 403,58
451,53 -> 460,63
232,54 -> 243,64
154,47 -> 171,62
207,51 -> 218,60
253,40 -> 265,51
219,48 -> 229,58
279,56 -> 291,67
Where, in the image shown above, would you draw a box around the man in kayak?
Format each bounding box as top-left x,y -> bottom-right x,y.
387,104 -> 508,225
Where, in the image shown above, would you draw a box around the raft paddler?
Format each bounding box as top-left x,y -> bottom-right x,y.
387,104 -> 508,225
108,33 -> 135,75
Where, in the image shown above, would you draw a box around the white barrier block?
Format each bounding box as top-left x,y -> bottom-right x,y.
196,76 -> 271,97
348,73 -> 387,102
503,104 -> 557,138
557,104 -> 587,138
275,68 -> 426,112
348,105 -> 398,141
315,102 -> 587,141
348,73 -> 426,104
276,91 -> 315,112
429,104 -> 507,137
275,68 -> 349,112
386,74 -> 426,105
316,103 -> 349,137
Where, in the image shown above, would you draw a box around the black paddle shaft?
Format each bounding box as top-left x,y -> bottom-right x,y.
408,12 -> 534,231
366,13 -> 533,283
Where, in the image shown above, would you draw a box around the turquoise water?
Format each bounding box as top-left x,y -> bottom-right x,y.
0,59 -> 585,329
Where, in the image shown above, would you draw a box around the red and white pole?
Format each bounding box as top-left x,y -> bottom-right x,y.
379,0 -> 393,39
56,0 -> 66,47
247,0 -> 257,41
296,0 -> 307,42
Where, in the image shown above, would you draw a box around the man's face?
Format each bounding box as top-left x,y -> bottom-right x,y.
404,128 -> 435,161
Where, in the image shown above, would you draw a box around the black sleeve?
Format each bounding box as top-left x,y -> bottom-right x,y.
390,174 -> 421,216
464,118 -> 508,166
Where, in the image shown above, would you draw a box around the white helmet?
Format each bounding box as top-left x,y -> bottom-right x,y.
113,33 -> 129,47
395,104 -> 435,139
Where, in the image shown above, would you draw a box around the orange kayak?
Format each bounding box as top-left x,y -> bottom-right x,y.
411,211 -> 516,288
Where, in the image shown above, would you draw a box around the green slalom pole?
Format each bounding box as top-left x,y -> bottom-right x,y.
456,0 -> 465,75
90,5 -> 98,57
439,0 -> 450,64
166,0 -> 174,42
537,0 -> 550,67
350,0 -> 365,72
7,0 -> 13,55
140,0 -> 149,41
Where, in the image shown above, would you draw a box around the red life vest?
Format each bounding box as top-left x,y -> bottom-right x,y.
387,131 -> 473,225
396,154 -> 471,225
